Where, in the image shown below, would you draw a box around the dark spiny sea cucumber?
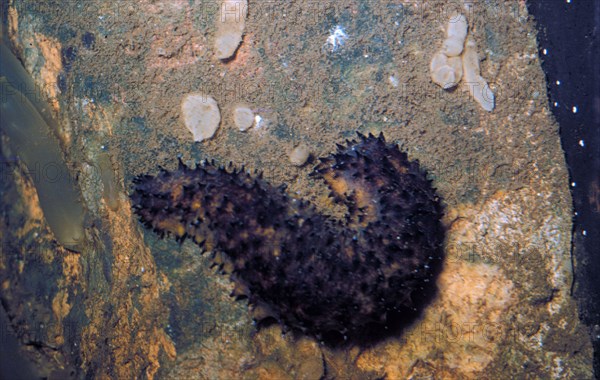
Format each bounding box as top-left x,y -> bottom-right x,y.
130,133 -> 445,345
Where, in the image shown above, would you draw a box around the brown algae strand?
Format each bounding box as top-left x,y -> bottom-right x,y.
97,148 -> 120,211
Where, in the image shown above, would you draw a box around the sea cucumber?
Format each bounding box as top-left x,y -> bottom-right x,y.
130,133 -> 445,344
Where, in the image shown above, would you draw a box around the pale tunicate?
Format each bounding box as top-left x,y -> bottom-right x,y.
289,145 -> 310,166
430,13 -> 467,89
429,12 -> 495,111
443,13 -> 468,57
462,38 -> 495,112
430,52 -> 463,89
181,93 -> 221,142
215,0 -> 247,60
233,106 -> 254,131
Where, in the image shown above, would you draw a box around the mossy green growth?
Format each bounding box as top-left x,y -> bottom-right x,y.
0,43 -> 61,137
0,44 -> 85,251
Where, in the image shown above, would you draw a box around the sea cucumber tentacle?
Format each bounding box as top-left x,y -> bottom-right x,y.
130,133 -> 445,344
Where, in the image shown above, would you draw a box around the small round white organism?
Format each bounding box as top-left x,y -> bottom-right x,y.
181,93 -> 221,142
233,105 -> 255,131
289,144 -> 310,166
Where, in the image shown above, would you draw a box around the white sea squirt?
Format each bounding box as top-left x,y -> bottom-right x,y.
214,0 -> 247,60
430,13 -> 467,89
181,93 -> 221,142
462,37 -> 495,112
430,52 -> 463,89
443,13 -> 468,57
429,12 -> 495,111
232,105 -> 254,131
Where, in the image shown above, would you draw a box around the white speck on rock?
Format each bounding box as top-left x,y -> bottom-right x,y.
254,115 -> 263,129
325,25 -> 347,52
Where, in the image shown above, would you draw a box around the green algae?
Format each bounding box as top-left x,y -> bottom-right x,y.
0,43 -> 61,138
0,44 -> 85,251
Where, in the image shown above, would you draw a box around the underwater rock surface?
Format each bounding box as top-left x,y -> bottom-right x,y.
0,0 -> 593,378
131,133 -> 445,344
